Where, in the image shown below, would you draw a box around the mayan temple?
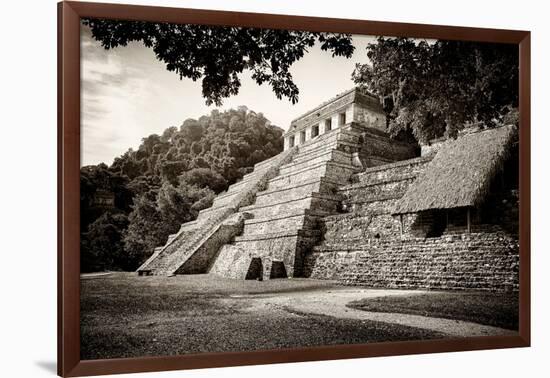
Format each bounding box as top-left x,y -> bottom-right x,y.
138,88 -> 519,292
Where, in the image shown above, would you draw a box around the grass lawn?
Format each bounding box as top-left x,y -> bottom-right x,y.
347,291 -> 519,330
81,273 -> 445,360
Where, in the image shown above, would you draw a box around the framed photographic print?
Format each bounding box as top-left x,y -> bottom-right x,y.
58,1 -> 531,376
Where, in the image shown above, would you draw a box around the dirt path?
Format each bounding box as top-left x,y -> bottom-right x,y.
231,288 -> 517,338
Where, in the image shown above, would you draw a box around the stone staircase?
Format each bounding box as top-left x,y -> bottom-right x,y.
137,149 -> 296,276
209,126 -> 366,280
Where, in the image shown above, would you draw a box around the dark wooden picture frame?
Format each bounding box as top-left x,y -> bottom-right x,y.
58,1 -> 531,376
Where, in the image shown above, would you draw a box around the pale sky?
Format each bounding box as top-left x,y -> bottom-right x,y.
80,24 -> 376,166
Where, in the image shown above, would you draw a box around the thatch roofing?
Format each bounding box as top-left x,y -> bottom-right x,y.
393,125 -> 518,215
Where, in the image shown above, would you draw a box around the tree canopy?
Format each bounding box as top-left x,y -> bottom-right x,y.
82,18 -> 355,105
352,37 -> 519,142
80,107 -> 284,272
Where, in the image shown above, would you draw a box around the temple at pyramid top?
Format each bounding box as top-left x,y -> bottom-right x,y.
283,87 -> 386,150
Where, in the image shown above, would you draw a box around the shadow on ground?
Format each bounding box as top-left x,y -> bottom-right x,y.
80,272 -> 517,360
35,361 -> 56,375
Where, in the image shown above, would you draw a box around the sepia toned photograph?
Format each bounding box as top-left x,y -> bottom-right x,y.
79,15 -> 521,361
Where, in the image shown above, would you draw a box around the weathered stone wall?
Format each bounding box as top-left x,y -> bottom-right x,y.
321,212 -> 401,242
337,156 -> 431,214
304,232 -> 519,292
209,230 -> 319,279
352,103 -> 385,131
357,128 -> 418,164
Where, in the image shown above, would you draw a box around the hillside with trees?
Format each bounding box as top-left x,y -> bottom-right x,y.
81,107 -> 284,272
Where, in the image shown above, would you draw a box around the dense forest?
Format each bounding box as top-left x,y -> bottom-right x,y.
81,107 -> 284,272
354,38 -> 519,142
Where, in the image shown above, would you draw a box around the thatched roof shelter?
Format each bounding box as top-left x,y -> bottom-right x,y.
393,125 -> 518,215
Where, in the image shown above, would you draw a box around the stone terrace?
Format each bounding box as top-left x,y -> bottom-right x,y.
303,154 -> 520,292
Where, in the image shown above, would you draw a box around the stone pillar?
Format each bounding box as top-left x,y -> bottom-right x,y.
284,135 -> 290,150
305,126 -> 312,142
299,130 -> 306,144
321,119 -> 332,134
345,105 -> 354,125
349,103 -> 356,125
331,114 -> 340,130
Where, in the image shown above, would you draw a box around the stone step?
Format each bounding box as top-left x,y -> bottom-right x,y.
242,209 -> 328,236
214,185 -> 246,201
253,178 -> 339,206
253,152 -> 285,170
224,172 -> 265,193
341,273 -> 519,282
240,192 -> 340,219
294,136 -> 361,159
313,243 -> 518,256
294,134 -> 341,154
344,269 -> 519,277
244,207 -> 330,224
218,153 -> 294,197
267,161 -> 358,191
243,214 -> 309,236
339,280 -> 518,290
179,220 -> 198,231
197,204 -> 235,218
291,142 -> 340,162
344,268 -> 519,278
212,191 -> 241,207
295,128 -> 360,154
234,229 -> 322,243
279,150 -> 353,176
212,159 -> 288,204
313,237 -> 518,253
